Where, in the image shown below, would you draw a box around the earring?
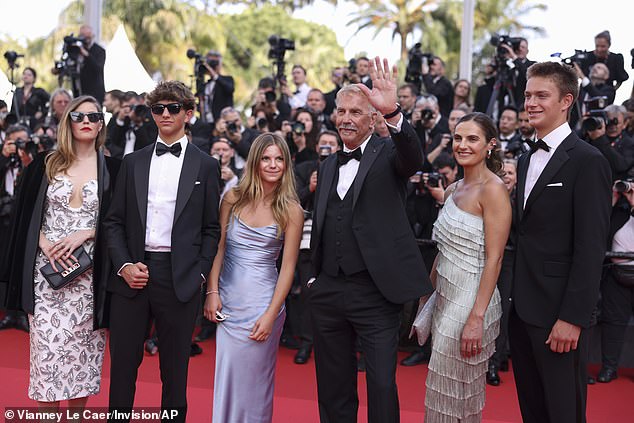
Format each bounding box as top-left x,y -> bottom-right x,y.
487,149 -> 492,158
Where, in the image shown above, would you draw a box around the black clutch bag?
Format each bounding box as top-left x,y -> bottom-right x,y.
39,245 -> 93,290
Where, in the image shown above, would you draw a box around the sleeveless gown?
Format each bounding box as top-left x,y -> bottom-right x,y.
213,217 -> 285,423
29,177 -> 106,401
425,194 -> 502,422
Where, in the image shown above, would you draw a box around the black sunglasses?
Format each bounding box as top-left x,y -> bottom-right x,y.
150,103 -> 183,115
69,111 -> 104,123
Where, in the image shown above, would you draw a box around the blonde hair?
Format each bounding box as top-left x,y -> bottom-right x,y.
45,96 -> 105,182
231,133 -> 298,237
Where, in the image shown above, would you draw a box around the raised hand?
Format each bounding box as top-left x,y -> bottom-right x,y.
356,56 -> 399,116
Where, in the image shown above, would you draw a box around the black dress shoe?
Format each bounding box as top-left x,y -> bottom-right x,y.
400,350 -> 430,367
357,353 -> 366,372
14,315 -> 29,333
294,347 -> 312,364
486,364 -> 500,386
194,326 -> 215,342
190,342 -> 203,357
0,315 -> 16,330
499,359 -> 509,372
597,367 -> 618,383
145,339 -> 158,356
280,335 -> 301,350
587,376 -> 596,385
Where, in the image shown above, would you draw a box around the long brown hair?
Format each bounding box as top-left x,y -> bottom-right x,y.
45,95 -> 105,182
455,112 -> 504,176
231,133 -> 298,237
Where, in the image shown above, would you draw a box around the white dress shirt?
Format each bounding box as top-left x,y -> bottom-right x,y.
612,215 -> 634,266
145,136 -> 187,251
289,82 -> 311,109
523,122 -> 571,208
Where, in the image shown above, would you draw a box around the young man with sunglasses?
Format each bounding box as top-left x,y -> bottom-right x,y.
104,81 -> 220,422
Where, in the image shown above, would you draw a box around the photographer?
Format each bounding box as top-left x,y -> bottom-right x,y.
210,137 -> 241,199
585,104 -> 634,180
324,67 -> 345,116
426,107 -> 466,166
497,106 -> 522,154
505,108 -> 534,158
576,62 -> 616,107
292,130 -> 340,365
282,65 -> 311,110
282,108 -> 320,164
398,83 -> 419,123
421,56 -> 453,118
581,30 -> 629,90
200,50 -> 235,124
411,95 -> 449,167
498,38 -> 535,107
355,57 -> 372,89
77,25 -> 106,104
306,89 -> 335,131
46,89 -> 72,130
253,77 -> 292,131
10,67 -> 50,129
106,91 -> 157,160
595,181 -> 634,383
216,106 -> 258,163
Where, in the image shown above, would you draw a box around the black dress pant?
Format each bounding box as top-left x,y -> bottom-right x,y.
108,252 -> 200,423
599,269 -> 634,370
509,307 -> 588,423
296,249 -> 314,348
310,271 -> 401,423
490,251 -> 514,367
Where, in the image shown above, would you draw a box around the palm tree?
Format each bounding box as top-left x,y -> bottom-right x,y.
347,0 -> 439,64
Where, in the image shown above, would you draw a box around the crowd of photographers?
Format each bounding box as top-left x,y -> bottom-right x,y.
1,28 -> 634,384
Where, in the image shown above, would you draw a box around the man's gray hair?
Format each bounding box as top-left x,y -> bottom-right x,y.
605,104 -> 626,117
335,85 -> 376,112
51,88 -> 72,102
416,94 -> 438,108
220,106 -> 239,118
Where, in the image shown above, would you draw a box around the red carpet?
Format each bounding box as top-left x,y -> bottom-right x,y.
1,328 -> 633,422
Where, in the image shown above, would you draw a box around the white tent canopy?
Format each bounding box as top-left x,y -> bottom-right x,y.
104,24 -> 156,93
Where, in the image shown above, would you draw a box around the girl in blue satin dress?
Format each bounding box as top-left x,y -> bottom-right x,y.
204,133 -> 304,423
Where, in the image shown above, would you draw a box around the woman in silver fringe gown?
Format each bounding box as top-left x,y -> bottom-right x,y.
204,133 -> 303,423
425,113 -> 512,422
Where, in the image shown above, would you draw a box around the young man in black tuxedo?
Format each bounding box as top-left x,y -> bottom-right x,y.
104,81 -> 220,422
511,62 -> 612,423
309,56 -> 432,423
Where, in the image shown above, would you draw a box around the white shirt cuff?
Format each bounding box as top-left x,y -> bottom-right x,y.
581,77 -> 590,87
385,114 -> 404,133
117,262 -> 133,276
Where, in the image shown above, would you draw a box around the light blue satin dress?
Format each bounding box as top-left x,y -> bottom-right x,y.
212,217 -> 285,423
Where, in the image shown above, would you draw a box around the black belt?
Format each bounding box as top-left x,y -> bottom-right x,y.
144,251 -> 171,261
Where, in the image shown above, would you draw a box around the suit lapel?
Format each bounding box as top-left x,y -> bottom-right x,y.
134,146 -> 153,230
516,151 -> 530,221
352,136 -> 383,209
174,143 -> 200,224
314,155 -> 337,231
523,134 -> 575,215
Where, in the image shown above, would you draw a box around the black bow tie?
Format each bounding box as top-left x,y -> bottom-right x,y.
529,138 -> 551,153
337,148 -> 362,166
155,142 -> 182,157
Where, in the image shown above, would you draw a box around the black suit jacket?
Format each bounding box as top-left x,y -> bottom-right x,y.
206,75 -> 235,122
80,43 -> 106,104
513,131 -> 611,328
104,142 -> 221,303
107,118 -> 158,160
2,151 -> 119,329
10,87 -> 50,123
310,119 -> 432,304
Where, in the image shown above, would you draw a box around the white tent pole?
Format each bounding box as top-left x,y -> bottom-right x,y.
459,0 -> 475,81
84,0 -> 103,43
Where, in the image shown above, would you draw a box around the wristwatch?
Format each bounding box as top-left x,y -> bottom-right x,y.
382,103 -> 402,120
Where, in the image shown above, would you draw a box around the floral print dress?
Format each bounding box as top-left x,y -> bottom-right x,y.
28,177 -> 106,402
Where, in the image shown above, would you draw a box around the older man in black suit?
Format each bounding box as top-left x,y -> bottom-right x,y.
511,62 -> 611,423
309,57 -> 432,423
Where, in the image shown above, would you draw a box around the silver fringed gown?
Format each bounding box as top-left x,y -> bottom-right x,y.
212,217 -> 285,423
425,194 -> 502,422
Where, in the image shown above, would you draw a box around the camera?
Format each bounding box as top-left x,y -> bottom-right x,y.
490,34 -> 523,58
3,50 -> 23,69
582,110 -> 609,133
268,35 -> 295,61
426,172 -> 443,188
561,49 -> 589,66
614,179 -> 633,193
227,121 -> 239,133
421,108 -> 434,121
348,58 -> 357,74
264,90 -> 276,103
405,43 -> 433,90
318,145 -> 332,161
256,117 -> 268,130
186,48 -> 207,78
131,104 -> 148,117
30,134 -> 55,152
291,121 -> 305,135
